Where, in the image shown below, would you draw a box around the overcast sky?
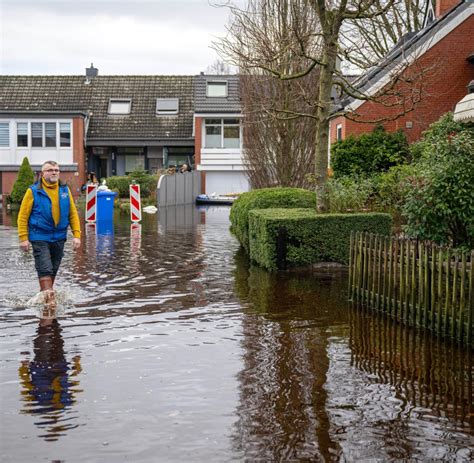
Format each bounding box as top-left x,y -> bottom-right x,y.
0,0 -> 238,75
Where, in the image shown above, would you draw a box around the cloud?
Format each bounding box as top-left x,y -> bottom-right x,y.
0,0 -> 237,74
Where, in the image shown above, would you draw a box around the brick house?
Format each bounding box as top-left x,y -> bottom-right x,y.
194,74 -> 248,195
329,0 -> 474,149
0,66 -> 195,199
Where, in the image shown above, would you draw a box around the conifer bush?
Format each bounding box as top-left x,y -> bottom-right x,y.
10,157 -> 35,204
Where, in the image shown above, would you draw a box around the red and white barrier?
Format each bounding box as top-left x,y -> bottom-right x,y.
129,183 -> 142,223
85,184 -> 97,223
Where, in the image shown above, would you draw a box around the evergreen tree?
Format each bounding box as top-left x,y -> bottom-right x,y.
11,157 -> 35,204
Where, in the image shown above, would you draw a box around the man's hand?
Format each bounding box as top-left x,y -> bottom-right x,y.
72,238 -> 81,250
20,240 -> 30,252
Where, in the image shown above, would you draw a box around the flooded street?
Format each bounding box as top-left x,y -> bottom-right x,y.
0,206 -> 472,462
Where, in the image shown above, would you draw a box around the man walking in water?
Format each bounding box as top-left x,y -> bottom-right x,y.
18,160 -> 81,309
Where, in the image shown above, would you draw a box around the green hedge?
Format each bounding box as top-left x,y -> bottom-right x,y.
106,170 -> 159,198
229,187 -> 317,251
331,125 -> 410,178
249,209 -> 392,271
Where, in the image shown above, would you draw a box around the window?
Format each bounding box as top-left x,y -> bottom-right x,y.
108,99 -> 131,115
204,118 -> 240,149
156,98 -> 179,115
206,81 -> 227,97
17,123 -> 28,147
31,122 -> 43,147
125,154 -> 144,173
336,124 -> 343,142
0,123 -> 9,147
205,119 -> 222,148
45,122 -> 56,147
60,123 -> 71,147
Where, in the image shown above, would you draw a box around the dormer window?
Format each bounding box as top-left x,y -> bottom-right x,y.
156,98 -> 179,115
108,98 -> 131,115
207,81 -> 227,97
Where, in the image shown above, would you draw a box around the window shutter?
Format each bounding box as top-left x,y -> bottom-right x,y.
0,123 -> 9,147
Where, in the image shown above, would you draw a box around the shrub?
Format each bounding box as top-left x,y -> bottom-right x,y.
249,208 -> 392,271
372,164 -> 417,215
323,176 -> 375,212
229,187 -> 317,251
106,170 -> 159,198
403,113 -> 474,248
331,125 -> 410,178
10,157 -> 35,204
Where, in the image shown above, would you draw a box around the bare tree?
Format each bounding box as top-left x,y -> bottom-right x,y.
217,0 -> 322,188
342,0 -> 427,69
206,58 -> 237,74
215,0 -> 428,209
241,73 -> 319,189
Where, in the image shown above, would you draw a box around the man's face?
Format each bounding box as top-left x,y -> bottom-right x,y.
42,163 -> 60,184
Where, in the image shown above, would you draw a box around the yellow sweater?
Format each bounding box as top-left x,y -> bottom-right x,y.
17,178 -> 81,242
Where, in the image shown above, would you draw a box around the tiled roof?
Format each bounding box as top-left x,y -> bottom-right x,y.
0,75 -> 195,140
337,0 -> 473,111
194,74 -> 241,113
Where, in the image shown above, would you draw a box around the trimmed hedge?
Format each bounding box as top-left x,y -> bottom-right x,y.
229,187 -> 317,251
248,208 -> 392,271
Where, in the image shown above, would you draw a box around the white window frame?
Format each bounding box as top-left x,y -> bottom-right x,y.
16,122 -> 29,148
156,98 -> 179,115
59,122 -> 71,147
206,81 -> 228,98
336,124 -> 343,142
12,120 -> 73,149
108,98 -> 132,115
0,121 -> 10,148
204,118 -> 241,149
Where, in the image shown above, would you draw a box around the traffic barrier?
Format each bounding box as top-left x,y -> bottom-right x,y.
85,184 -> 97,223
130,222 -> 142,257
130,183 -> 142,223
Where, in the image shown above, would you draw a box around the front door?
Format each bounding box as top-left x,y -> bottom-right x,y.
99,157 -> 108,179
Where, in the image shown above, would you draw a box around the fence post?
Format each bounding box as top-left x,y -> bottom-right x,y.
458,251 -> 467,343
444,248 -> 451,337
349,231 -> 354,297
411,241 -> 417,327
468,251 -> 473,346
451,251 -> 459,339
382,237 -> 388,311
437,247 -> 444,335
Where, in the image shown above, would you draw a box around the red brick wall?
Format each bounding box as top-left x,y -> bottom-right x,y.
331,16 -> 474,145
437,0 -> 460,18
71,117 -> 86,197
194,116 -> 206,194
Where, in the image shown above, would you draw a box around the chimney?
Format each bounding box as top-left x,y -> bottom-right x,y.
85,63 -> 98,84
435,0 -> 460,18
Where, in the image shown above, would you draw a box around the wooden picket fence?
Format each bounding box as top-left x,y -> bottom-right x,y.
349,232 -> 473,346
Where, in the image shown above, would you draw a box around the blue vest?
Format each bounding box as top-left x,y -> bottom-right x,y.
28,182 -> 71,242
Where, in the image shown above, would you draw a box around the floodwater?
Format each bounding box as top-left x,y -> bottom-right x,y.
0,206 -> 472,462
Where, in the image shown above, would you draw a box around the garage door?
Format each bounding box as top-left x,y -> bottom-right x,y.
205,172 -> 250,196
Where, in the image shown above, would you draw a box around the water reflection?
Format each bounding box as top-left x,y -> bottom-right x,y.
349,305 -> 473,428
232,249 -> 348,461
18,318 -> 82,441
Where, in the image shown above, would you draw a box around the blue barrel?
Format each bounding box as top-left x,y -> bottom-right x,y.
96,191 -> 117,221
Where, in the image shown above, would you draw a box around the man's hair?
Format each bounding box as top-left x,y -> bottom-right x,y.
41,160 -> 59,170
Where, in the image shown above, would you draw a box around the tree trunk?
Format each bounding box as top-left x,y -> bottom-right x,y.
314,44 -> 337,212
